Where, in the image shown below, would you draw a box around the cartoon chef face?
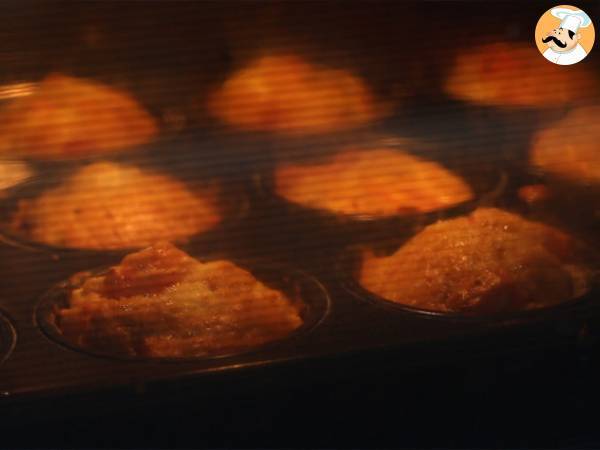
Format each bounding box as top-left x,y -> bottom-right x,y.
542,27 -> 581,52
538,6 -> 593,66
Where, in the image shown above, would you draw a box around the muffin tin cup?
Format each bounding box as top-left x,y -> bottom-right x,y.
0,309 -> 16,366
35,257 -> 331,362
390,97 -> 570,164
250,189 -> 491,252
336,246 -> 599,325
531,172 -> 600,233
0,158 -> 251,255
12,140 -> 163,172
495,164 -> 600,251
253,135 -> 509,247
463,105 -> 568,163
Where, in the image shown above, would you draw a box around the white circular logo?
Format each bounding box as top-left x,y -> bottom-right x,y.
535,5 -> 595,65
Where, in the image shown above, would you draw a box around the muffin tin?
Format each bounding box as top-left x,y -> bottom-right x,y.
0,8 -> 598,423
0,119 -> 597,410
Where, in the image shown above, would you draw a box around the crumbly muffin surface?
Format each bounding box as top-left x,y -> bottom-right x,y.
359,208 -> 589,313
57,243 -> 303,357
11,162 -> 221,249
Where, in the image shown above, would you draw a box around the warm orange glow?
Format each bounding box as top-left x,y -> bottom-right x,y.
444,42 -> 597,107
10,162 -> 221,249
207,54 -> 392,135
275,148 -> 473,217
0,74 -> 157,159
531,106 -> 600,184
358,208 -> 590,314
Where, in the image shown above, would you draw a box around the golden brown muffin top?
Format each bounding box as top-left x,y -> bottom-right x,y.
359,208 -> 589,314
0,160 -> 32,194
0,74 -> 157,159
275,148 -> 473,217
530,105 -> 600,185
207,54 -> 391,135
10,162 -> 221,249
444,42 -> 597,108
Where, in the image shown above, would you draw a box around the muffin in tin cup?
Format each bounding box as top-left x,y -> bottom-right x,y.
35,242 -> 330,361
337,206 -> 598,320
255,135 -> 508,246
0,158 -> 248,254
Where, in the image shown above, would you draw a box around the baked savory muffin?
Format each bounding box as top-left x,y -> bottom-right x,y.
0,74 -> 157,159
444,43 -> 597,108
55,242 -> 303,357
10,162 -> 221,249
207,54 -> 390,135
358,208 -> 590,314
530,106 -> 600,185
274,148 -> 473,217
0,160 -> 32,194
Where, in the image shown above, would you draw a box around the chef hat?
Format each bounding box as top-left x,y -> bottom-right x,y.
551,7 -> 592,33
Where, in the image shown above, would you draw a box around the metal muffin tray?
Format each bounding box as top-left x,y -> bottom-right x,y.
0,106 -> 598,416
0,3 -> 599,445
0,56 -> 597,440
